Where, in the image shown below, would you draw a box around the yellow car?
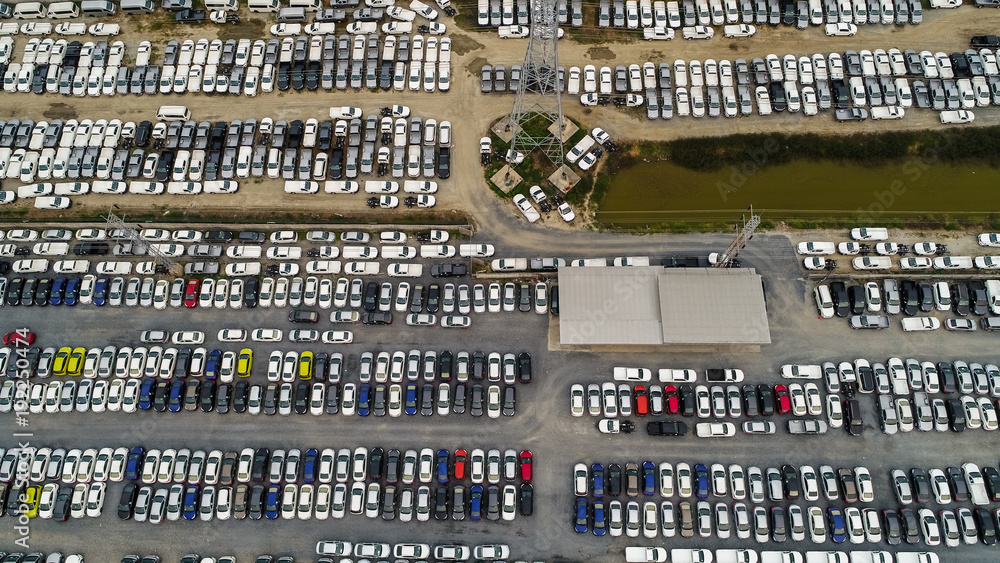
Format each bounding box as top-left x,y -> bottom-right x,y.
51,347 -> 72,376
298,351 -> 313,380
237,348 -> 253,378
23,484 -> 41,518
66,347 -> 87,376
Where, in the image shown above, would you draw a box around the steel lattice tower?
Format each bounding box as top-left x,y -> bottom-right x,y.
506,0 -> 564,169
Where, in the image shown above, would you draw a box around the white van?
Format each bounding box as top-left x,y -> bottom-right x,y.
156,105 -> 191,122
80,0 -> 117,15
119,0 -> 155,13
47,2 -> 81,18
341,246 -> 378,260
247,0 -> 278,11
985,279 -> 1000,314
205,0 -> 238,9
13,2 -> 46,18
814,284 -> 834,318
277,6 -> 307,20
289,0 -> 319,10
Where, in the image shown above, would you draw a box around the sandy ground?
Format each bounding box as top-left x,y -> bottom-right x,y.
2,7 -> 1000,236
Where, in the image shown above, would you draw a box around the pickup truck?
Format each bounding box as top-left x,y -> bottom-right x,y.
706,368 -> 744,382
598,419 -> 635,433
625,547 -> 668,563
671,549 -> 713,563
780,364 -> 822,379
614,367 -> 652,382
658,368 -> 697,382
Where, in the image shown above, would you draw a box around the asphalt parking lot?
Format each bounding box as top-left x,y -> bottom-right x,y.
2,227 -> 1000,561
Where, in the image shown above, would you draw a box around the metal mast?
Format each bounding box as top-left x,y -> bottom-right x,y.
713,205 -> 760,268
105,205 -> 174,269
506,0 -> 564,168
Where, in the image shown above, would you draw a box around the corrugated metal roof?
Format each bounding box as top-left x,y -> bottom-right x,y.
558,267 -> 662,345
558,266 -> 770,346
657,268 -> 771,344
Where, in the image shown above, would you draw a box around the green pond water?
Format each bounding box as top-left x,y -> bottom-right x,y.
597,159 -> 1000,225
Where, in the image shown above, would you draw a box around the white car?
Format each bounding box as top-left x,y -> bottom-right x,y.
512,194 -> 540,223
796,242 -> 835,255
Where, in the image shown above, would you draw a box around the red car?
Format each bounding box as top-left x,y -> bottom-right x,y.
634,385 -> 648,416
183,279 -> 200,308
774,384 -> 791,414
664,385 -> 679,415
453,448 -> 466,480
519,450 -> 532,482
3,331 -> 35,346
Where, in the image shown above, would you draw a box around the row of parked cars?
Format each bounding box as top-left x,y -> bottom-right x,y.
0,114 -> 451,198
0,32 -> 454,96
8,371 -> 519,417
815,279 -> 1000,326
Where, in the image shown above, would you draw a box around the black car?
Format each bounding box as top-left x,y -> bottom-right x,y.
73,242 -> 109,256
742,385 -> 760,416
472,351 -> 485,380
899,507 -> 920,544
314,353 -> 328,382
248,484 -> 264,520
381,484 -> 396,521
951,283 -> 970,316
118,482 -> 137,520
153,380 -> 170,412
948,466 -> 970,502
829,281 -> 849,317
646,420 -> 688,436
409,284 -> 424,312
53,485 -> 72,522
363,281 -> 378,311
883,508 -> 901,546
984,467 -> 1000,502
608,463 -> 622,496
969,280 -> 989,315
430,263 -> 467,277
288,309 -> 319,323
33,277 -> 51,306
251,448 -> 269,482
945,398 -> 966,432
847,285 -> 865,315
845,399 -> 863,436
5,277 -> 23,306
215,383 -> 231,414
232,381 -> 248,413
519,483 -> 533,515
368,447 -> 384,481
243,277 -> 259,309
200,380 -> 216,412
517,352 -> 532,384
757,384 -> 774,416
325,384 -> 340,414
438,351 -> 452,381
426,284 -> 440,313
917,282 -> 934,313
781,465 -> 800,500
518,282 -> 531,312
550,285 -> 559,315
679,384 -> 695,417
434,487 -> 449,520
362,312 -> 392,325
900,280 -> 919,316
937,362 -> 957,393
294,382 -> 309,415
977,508 -> 997,545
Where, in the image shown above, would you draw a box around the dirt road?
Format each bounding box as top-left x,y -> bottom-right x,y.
2,7 -> 998,240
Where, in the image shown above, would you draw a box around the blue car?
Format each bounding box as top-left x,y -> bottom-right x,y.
204,349 -> 222,379
92,276 -> 108,306
302,448 -> 318,483
591,463 -> 605,498
469,484 -> 483,520
643,461 -> 656,496
63,276 -> 80,306
125,446 -> 145,481
168,379 -> 185,413
437,449 -> 450,484
138,378 -> 156,411
265,484 -> 281,519
49,276 -> 67,306
593,500 -> 606,536
183,484 -> 200,520
358,383 -> 371,416
404,382 -> 418,416
575,497 -> 589,533
828,506 -> 846,543
695,463 -> 709,499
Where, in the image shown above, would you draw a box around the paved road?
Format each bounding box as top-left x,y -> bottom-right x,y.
3,233 -> 1000,561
